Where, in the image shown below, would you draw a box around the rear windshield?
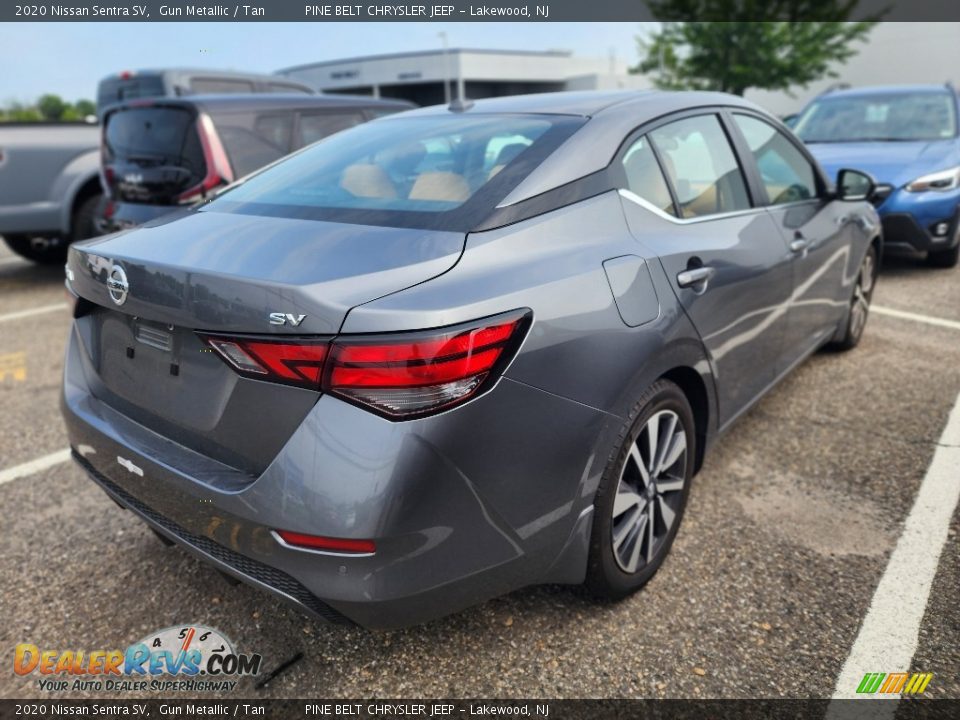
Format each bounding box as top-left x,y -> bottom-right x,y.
104,106 -> 204,175
795,92 -> 958,142
205,114 -> 585,231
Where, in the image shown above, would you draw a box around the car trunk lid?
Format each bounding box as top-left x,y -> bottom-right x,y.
66,209 -> 465,474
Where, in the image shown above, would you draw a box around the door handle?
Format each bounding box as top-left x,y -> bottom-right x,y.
790,237 -> 812,253
676,266 -> 715,289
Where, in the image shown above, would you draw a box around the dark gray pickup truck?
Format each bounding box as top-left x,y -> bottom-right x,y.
0,121 -> 103,264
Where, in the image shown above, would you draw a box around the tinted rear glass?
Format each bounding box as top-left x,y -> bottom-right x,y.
795,92 -> 958,142
206,114 -> 584,230
104,106 -> 204,174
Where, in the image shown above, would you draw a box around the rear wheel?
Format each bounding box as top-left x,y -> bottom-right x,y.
926,242 -> 959,269
586,379 -> 695,598
829,245 -> 877,352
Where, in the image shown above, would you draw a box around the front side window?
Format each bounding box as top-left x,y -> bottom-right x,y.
190,78 -> 255,94
207,114 -> 583,229
649,115 -> 751,219
793,92 -> 958,142
620,136 -> 676,216
734,114 -> 818,205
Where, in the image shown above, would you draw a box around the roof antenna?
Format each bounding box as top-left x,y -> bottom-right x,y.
448,98 -> 474,113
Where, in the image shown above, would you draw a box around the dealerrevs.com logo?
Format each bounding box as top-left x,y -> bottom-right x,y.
14,625 -> 262,693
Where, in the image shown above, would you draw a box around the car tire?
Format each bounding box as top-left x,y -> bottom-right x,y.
585,379 -> 695,599
828,244 -> 878,352
926,242 -> 959,269
71,192 -> 104,243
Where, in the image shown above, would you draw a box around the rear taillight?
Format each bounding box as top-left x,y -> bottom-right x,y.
177,113 -> 234,204
199,335 -> 328,390
326,311 -> 530,418
198,310 -> 531,419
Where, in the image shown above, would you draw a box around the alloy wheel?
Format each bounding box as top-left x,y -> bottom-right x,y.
611,409 -> 687,574
848,251 -> 875,342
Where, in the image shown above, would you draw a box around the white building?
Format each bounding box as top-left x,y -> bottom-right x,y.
276,23 -> 959,115
275,48 -> 649,107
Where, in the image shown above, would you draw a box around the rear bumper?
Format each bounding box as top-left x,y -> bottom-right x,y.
62,321 -> 612,629
877,189 -> 960,254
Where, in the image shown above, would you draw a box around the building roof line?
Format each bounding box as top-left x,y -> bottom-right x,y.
275,47 -> 575,74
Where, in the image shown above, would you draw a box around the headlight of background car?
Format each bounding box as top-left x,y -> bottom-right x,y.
905,166 -> 960,192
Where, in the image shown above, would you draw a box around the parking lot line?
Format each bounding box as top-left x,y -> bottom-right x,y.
871,305 -> 960,332
0,256 -> 25,267
0,303 -> 66,324
0,448 -> 71,486
829,392 -> 960,706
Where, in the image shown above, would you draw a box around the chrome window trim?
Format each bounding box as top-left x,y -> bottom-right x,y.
618,188 -> 768,225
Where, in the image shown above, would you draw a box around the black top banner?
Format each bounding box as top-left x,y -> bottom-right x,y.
3,0 -> 959,22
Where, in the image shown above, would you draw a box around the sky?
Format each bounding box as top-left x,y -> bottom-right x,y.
0,22 -> 654,104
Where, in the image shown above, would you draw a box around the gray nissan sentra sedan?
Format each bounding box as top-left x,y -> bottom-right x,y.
61,91 -> 881,628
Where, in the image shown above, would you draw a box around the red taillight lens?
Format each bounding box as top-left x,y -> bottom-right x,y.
325,311 -> 531,418
200,335 -> 328,390
198,310 -> 531,418
274,530 -> 375,555
177,113 -> 234,204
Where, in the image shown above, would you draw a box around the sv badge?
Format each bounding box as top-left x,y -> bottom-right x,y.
269,313 -> 306,326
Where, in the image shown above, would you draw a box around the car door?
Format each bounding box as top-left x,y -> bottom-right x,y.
728,112 -> 856,363
618,112 -> 795,428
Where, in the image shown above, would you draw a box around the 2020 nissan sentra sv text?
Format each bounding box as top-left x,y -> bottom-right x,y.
61,91 -> 880,628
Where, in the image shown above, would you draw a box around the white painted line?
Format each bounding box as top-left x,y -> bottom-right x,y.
828,392 -> 960,711
0,303 -> 67,324
872,305 -> 960,332
0,256 -> 25,267
0,448 -> 71,486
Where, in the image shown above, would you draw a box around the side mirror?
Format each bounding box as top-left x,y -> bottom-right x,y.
836,168 -> 876,202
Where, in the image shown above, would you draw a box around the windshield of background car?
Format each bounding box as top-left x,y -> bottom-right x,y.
794,92 -> 958,142
205,113 -> 586,231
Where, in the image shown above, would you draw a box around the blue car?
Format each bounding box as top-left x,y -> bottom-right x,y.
794,84 -> 960,268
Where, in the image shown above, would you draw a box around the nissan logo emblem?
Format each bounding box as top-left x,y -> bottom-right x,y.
106,264 -> 129,306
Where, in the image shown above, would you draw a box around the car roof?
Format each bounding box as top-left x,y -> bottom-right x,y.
107,93 -> 415,113
398,90 -> 764,207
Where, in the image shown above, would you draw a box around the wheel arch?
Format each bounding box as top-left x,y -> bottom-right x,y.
659,365 -> 710,475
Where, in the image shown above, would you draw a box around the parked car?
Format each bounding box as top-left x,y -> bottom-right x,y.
794,83 -> 960,267
62,90 -> 880,629
99,94 -> 415,233
0,69 -> 318,265
0,121 -> 102,263
96,68 -> 314,117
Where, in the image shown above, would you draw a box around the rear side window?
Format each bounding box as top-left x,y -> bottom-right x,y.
620,136 -> 676,217
206,114 -> 584,230
298,112 -> 366,146
650,115 -> 751,219
267,83 -> 312,94
733,114 -> 818,204
104,106 -> 204,176
209,110 -> 294,177
190,78 -> 255,94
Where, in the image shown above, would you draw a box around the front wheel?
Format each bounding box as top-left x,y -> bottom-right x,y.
586,379 -> 695,598
829,245 -> 877,352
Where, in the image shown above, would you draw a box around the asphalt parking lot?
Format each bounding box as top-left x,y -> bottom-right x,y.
1,239 -> 958,701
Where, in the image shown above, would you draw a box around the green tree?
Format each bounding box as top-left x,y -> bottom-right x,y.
36,93 -> 68,120
73,99 -> 96,118
634,2 -> 884,96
